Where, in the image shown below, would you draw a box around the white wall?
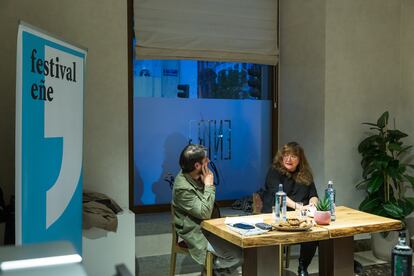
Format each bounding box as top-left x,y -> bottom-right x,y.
280,0 -> 405,208
279,0 -> 326,193
0,0 -> 129,207
399,0 -> 414,200
324,0 -> 401,208
83,211 -> 135,276
400,0 -> 414,141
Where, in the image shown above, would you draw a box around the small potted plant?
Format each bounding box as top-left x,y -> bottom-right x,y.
314,197 -> 331,225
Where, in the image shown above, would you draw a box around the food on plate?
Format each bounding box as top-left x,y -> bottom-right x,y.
276,218 -> 313,229
287,218 -> 301,226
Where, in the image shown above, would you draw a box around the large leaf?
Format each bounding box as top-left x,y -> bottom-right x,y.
397,145 -> 413,157
362,165 -> 376,179
361,155 -> 374,167
360,154 -> 389,180
405,197 -> 414,208
389,143 -> 402,152
396,172 -> 405,182
398,164 -> 407,175
359,196 -> 381,212
358,135 -> 381,153
403,174 -> 414,188
369,127 -> 381,131
373,156 -> 390,170
383,202 -> 404,219
377,111 -> 389,128
361,152 -> 385,167
388,129 -> 408,141
362,122 -> 379,127
374,208 -> 387,217
398,199 -> 414,217
387,160 -> 401,179
356,178 -> 371,189
367,174 -> 383,193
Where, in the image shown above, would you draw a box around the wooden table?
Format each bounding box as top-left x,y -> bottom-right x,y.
317,206 -> 402,276
201,206 -> 402,276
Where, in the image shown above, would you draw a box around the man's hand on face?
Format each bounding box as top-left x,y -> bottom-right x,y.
201,163 -> 214,187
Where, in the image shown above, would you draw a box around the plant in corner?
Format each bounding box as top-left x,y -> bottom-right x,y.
314,197 -> 331,225
356,111 -> 414,222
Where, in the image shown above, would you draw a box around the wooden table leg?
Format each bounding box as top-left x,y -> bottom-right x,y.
243,245 -> 282,276
319,236 -> 354,276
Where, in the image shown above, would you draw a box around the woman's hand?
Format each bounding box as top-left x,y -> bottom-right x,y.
309,196 -> 319,207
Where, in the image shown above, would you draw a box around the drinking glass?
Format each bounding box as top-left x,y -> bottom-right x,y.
296,202 -> 305,219
272,206 -> 276,222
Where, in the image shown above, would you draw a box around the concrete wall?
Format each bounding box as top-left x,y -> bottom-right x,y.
280,0 -> 404,208
399,0 -> 414,201
279,0 -> 326,193
400,0 -> 414,142
324,0 -> 401,208
0,0 -> 129,208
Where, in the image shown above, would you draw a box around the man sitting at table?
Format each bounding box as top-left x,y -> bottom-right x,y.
172,144 -> 243,275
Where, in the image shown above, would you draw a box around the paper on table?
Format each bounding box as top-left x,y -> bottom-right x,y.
224,216 -> 268,236
224,216 -> 264,225
226,225 -> 268,236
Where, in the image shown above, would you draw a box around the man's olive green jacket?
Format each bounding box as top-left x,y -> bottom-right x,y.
172,171 -> 215,265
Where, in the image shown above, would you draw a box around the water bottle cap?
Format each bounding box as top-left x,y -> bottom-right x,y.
399,231 -> 406,238
328,180 -> 333,184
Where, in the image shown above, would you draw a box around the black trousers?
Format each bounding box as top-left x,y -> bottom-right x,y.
299,241 -> 318,268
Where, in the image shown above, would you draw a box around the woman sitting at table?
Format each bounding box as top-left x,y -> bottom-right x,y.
255,141 -> 318,276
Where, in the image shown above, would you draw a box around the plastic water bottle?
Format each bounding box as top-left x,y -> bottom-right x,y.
275,184 -> 287,222
392,231 -> 412,276
325,180 -> 336,221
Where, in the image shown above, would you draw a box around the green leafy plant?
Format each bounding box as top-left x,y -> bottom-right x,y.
357,111 -> 414,221
316,197 -> 331,212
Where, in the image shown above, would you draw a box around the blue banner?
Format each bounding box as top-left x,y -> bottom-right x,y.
16,23 -> 86,254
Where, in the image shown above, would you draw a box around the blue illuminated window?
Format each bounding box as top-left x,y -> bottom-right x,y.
133,60 -> 270,100
133,59 -> 273,206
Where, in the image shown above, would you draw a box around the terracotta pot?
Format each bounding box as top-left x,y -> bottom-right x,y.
314,211 -> 331,225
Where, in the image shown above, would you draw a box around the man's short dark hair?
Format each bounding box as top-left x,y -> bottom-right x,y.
179,144 -> 207,173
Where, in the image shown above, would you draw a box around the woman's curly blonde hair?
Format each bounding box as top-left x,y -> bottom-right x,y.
272,142 -> 314,185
